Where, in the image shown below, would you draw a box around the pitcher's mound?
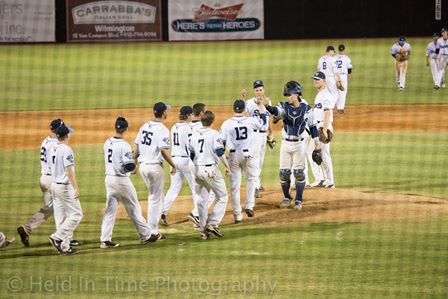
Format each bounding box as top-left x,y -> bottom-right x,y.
109,188 -> 448,226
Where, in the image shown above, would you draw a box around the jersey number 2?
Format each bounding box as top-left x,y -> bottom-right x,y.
107,149 -> 113,163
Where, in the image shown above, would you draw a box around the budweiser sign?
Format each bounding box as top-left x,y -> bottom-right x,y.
194,3 -> 243,20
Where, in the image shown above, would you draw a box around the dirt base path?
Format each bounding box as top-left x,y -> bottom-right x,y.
112,188 -> 448,226
1,104 -> 448,150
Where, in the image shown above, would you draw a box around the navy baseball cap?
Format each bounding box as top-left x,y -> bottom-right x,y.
153,102 -> 171,114
55,123 -> 74,138
50,118 -> 63,131
326,45 -> 335,52
441,27 -> 448,33
433,32 -> 440,38
115,117 -> 129,129
233,99 -> 246,113
338,44 -> 345,51
179,106 -> 193,116
399,36 -> 406,41
253,80 -> 264,88
312,71 -> 326,80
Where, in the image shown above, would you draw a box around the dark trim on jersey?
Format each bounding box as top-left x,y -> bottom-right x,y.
348,68 -> 352,74
113,136 -> 123,139
310,126 -> 319,138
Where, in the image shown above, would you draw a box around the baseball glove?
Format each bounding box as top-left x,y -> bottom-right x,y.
337,81 -> 345,91
312,149 -> 323,165
397,48 -> 408,61
318,128 -> 333,144
267,136 -> 277,149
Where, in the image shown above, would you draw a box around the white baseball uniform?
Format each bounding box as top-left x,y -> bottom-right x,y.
220,115 -> 262,219
162,122 -> 201,217
317,54 -> 339,102
135,120 -> 171,235
390,42 -> 412,89
334,54 -> 353,110
427,41 -> 440,86
21,136 -> 61,235
101,137 -> 150,242
436,37 -> 448,87
49,143 -> 83,252
189,127 -> 228,232
309,87 -> 335,187
245,98 -> 270,189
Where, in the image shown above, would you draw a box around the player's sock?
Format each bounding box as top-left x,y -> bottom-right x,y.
280,181 -> 291,199
294,182 -> 305,203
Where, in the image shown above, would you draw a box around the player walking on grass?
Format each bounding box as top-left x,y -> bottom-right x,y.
427,33 -> 442,89
100,117 -> 152,249
189,111 -> 230,239
220,99 -> 266,223
335,44 -> 353,114
161,106 -> 201,226
265,81 -> 320,211
317,45 -> 342,101
134,102 -> 176,242
48,123 -> 83,255
435,28 -> 448,89
390,36 -> 412,91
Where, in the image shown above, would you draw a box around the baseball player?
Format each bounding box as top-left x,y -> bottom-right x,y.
101,117 -> 152,248
17,119 -> 65,247
334,44 -> 353,114
161,106 -> 201,226
310,71 -> 336,188
48,123 -> 83,255
220,99 -> 266,222
189,111 -> 230,239
243,80 -> 272,198
265,81 -> 320,210
435,28 -> 448,89
0,232 -> 14,248
390,36 -> 412,91
134,102 -> 176,242
317,45 -> 342,101
427,33 -> 442,89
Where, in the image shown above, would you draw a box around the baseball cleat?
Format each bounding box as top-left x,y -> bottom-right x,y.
17,226 -> 30,247
100,241 -> 120,249
259,186 -> 265,192
48,236 -> 63,254
187,213 -> 200,227
234,214 -> 243,224
310,180 -> 325,187
255,188 -> 262,198
143,233 -> 166,244
70,240 -> 81,246
338,109 -> 345,114
294,201 -> 303,211
399,87 -> 404,91
434,85 -> 440,90
160,214 -> 168,226
280,198 -> 292,208
325,184 -> 336,189
60,248 -> 77,256
206,224 -> 223,238
245,209 -> 255,217
200,232 -> 210,240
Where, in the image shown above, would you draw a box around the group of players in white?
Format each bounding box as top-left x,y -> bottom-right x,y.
3,44 -> 354,253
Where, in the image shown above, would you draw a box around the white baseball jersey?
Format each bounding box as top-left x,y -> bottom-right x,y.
49,143 -> 75,184
313,88 -> 335,129
189,128 -> 224,166
334,54 -> 352,75
436,37 -> 448,55
40,136 -> 58,175
104,137 -> 134,177
426,41 -> 438,59
245,98 -> 271,131
220,116 -> 263,152
189,120 -> 203,134
390,42 -> 412,56
317,54 -> 338,78
135,121 -> 171,164
171,122 -> 192,157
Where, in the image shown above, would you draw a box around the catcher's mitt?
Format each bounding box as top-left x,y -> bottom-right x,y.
318,128 -> 333,144
312,149 -> 323,165
267,136 -> 277,149
337,81 -> 345,91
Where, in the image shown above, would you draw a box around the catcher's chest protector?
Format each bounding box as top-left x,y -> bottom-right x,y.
281,103 -> 309,136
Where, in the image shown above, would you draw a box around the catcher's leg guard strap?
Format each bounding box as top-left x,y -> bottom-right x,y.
279,169 -> 292,199
293,169 -> 306,203
293,169 -> 306,183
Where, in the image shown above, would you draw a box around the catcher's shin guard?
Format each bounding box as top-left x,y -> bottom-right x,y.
280,169 -> 292,199
293,169 -> 306,202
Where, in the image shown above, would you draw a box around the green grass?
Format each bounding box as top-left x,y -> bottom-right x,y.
0,38 -> 445,111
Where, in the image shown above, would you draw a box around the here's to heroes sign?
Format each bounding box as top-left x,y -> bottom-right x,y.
67,0 -> 161,41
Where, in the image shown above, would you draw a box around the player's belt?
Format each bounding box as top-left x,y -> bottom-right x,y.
229,149 -> 249,153
283,138 -> 304,142
173,155 -> 189,158
253,129 -> 267,133
44,173 -> 51,176
198,164 -> 216,167
55,182 -> 69,185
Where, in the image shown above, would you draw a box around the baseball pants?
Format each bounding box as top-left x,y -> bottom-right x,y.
336,74 -> 348,110
429,58 -> 439,86
436,55 -> 448,86
280,139 -> 306,170
22,174 -> 63,235
325,77 -> 339,104
101,176 -> 150,242
396,60 -> 408,88
306,137 -> 325,183
139,163 -> 164,235
194,165 -> 228,232
50,183 -> 83,252
189,160 -> 215,208
228,151 -> 258,217
251,132 -> 267,189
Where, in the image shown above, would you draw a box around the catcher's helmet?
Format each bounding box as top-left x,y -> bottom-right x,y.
283,81 -> 302,96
